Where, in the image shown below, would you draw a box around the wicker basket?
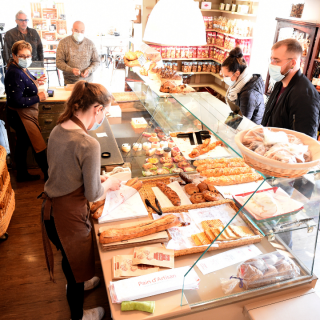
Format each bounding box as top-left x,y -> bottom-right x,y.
235,127 -> 320,178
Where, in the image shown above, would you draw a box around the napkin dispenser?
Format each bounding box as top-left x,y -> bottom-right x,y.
103,167 -> 132,181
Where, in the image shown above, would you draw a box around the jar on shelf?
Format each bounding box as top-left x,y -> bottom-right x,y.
290,1 -> 305,18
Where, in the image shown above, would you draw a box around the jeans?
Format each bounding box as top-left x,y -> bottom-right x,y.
6,107 -> 48,177
44,216 -> 84,320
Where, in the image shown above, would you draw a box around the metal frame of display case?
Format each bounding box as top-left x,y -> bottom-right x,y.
126,75 -> 319,310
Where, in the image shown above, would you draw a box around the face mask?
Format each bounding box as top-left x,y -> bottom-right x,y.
73,32 -> 84,42
268,61 -> 291,82
88,110 -> 106,131
18,57 -> 32,68
224,77 -> 236,86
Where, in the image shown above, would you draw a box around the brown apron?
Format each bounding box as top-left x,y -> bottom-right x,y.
39,116 -> 95,283
9,62 -> 46,153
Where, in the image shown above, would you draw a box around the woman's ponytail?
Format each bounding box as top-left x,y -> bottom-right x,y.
222,47 -> 247,74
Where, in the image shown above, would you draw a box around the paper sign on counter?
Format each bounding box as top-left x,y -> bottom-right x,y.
96,132 -> 108,138
196,244 -> 262,275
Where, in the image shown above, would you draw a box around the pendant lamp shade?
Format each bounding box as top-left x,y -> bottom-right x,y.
143,0 -> 206,46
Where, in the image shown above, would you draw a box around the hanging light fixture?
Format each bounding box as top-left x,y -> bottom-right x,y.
143,0 -> 206,46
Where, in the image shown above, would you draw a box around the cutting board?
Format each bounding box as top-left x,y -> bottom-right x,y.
98,217 -> 169,251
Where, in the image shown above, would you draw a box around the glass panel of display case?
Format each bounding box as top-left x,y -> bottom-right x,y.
172,92 -> 256,157
179,173 -> 319,308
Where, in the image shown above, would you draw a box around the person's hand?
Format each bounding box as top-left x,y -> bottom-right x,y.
105,176 -> 122,191
100,175 -> 107,183
81,69 -> 90,78
72,68 -> 81,76
38,74 -> 47,85
38,91 -> 48,102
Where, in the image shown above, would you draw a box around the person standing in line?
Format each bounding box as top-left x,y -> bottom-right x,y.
3,10 -> 44,67
56,21 -> 99,85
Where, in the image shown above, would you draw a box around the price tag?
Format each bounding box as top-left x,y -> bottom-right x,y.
138,54 -> 146,67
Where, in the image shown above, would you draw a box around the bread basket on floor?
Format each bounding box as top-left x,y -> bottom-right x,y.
235,127 -> 320,178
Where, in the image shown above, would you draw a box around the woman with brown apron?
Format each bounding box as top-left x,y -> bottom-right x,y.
40,81 -> 121,320
4,40 -> 49,182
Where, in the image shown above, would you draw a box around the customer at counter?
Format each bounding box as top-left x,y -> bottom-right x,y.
262,39 -> 320,139
4,40 -> 48,182
40,81 -> 121,320
56,21 -> 100,85
221,47 -> 265,125
3,10 -> 44,67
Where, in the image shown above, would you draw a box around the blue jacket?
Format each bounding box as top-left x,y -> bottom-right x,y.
4,63 -> 39,109
235,74 -> 265,125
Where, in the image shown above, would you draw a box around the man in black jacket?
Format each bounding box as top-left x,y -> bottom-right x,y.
261,39 -> 320,139
3,10 -> 44,67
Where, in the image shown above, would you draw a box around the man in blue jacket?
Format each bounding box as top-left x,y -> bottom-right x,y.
262,39 -> 320,139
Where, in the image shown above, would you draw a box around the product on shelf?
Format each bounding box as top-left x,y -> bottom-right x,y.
197,62 -> 202,72
175,47 -> 181,59
204,16 -> 209,29
209,47 -> 214,58
202,62 -> 208,72
216,33 -> 225,47
207,32 -> 212,45
192,62 -> 198,72
161,47 -> 167,59
208,16 -> 213,29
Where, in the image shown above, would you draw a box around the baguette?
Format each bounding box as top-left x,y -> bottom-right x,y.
196,161 -> 249,172
126,177 -> 139,187
92,205 -> 104,220
156,182 -> 181,206
99,214 -> 180,244
204,173 -> 262,186
131,180 -> 143,191
201,166 -> 253,177
193,157 -> 244,167
90,199 -> 105,214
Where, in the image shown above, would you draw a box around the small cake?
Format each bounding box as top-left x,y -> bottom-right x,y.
148,136 -> 160,143
121,143 -> 131,153
168,141 -> 175,148
142,132 -> 152,137
146,148 -> 156,156
160,141 -> 168,148
151,133 -> 158,137
155,148 -> 164,156
132,143 -> 142,151
143,142 -> 151,151
151,142 -> 160,149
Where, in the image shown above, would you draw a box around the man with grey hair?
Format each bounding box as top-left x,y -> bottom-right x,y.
3,10 -> 43,66
56,21 -> 99,84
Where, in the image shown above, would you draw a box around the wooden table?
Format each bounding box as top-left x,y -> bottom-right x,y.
93,219 -> 318,320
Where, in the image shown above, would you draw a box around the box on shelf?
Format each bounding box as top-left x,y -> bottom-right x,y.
201,1 -> 212,9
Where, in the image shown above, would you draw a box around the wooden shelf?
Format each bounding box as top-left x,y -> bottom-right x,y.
190,83 -> 226,96
182,72 -> 223,80
205,30 -> 253,39
201,9 -> 256,17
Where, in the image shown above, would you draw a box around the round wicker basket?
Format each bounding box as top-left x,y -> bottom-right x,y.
234,127 -> 320,178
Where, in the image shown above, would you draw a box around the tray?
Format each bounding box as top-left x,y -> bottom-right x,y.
139,176 -> 263,257
233,187 -> 304,222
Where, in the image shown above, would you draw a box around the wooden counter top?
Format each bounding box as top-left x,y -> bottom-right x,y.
46,87 -> 72,102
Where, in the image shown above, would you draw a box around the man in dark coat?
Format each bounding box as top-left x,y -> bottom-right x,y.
261,39 -> 320,139
3,10 -> 44,67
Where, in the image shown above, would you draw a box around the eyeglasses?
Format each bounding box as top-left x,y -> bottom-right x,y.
269,57 -> 293,64
17,55 -> 32,59
17,19 -> 29,22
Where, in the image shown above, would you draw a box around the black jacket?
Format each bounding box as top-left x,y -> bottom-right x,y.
235,74 -> 265,125
261,70 -> 320,139
3,26 -> 44,65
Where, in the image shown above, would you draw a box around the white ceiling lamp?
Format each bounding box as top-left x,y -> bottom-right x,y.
143,0 -> 206,46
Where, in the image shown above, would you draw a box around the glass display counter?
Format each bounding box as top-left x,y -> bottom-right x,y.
125,76 -> 319,310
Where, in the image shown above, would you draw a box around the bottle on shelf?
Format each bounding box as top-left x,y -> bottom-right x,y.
312,62 -> 320,88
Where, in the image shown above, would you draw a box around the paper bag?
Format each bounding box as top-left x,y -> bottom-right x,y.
133,246 -> 174,269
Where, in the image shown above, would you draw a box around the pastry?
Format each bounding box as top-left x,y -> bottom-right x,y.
193,157 -> 244,167
156,182 -> 181,206
179,172 -> 193,184
121,143 -> 131,152
263,264 -> 278,278
160,157 -> 173,164
148,137 -> 160,143
173,155 -> 185,162
132,143 -> 142,151
151,133 -> 157,137
171,167 -> 183,174
171,149 -> 180,157
204,173 -> 262,186
276,260 -> 292,273
157,168 -> 170,175
184,183 -> 199,195
202,190 -> 220,202
142,132 -> 152,137
143,142 -> 151,151
151,142 -> 160,149
229,226 -> 255,237
190,193 -> 206,204
92,205 -> 104,219
126,177 -> 138,187
131,180 -> 143,191
146,157 -> 159,164
201,219 -> 224,230
155,148 -> 164,156
201,166 -> 253,177
238,264 -> 264,283
177,161 -> 189,168
168,141 -> 175,148
191,234 -> 203,246
146,148 -> 156,156
197,182 -> 208,192
162,136 -> 170,141
143,163 -> 156,171
143,170 -> 158,177
160,141 -> 168,148
189,140 -> 223,158
99,214 -> 180,244
162,162 -> 174,168
196,161 -> 249,172
183,167 -> 194,172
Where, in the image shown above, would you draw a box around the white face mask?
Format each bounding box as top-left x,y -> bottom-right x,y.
18,57 -> 32,69
223,72 -> 236,86
73,32 -> 84,42
268,60 -> 291,82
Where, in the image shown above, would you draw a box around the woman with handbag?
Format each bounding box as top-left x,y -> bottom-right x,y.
40,81 -> 121,320
4,40 -> 48,181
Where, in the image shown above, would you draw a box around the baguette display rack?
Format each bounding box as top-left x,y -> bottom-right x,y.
139,176 -> 263,257
0,146 -> 15,240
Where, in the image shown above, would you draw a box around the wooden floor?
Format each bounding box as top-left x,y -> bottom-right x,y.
1,169 -> 320,320
0,169 -> 112,320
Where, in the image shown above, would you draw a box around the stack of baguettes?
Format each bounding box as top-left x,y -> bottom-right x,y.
193,158 -> 262,187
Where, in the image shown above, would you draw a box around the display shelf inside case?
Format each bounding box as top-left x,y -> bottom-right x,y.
179,171 -> 320,309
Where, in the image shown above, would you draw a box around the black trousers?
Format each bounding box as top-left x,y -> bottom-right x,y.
6,107 -> 48,177
44,216 -> 84,320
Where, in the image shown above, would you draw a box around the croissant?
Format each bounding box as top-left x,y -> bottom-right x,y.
204,173 -> 262,186
193,157 -> 244,167
201,166 -> 253,177
124,57 -> 141,67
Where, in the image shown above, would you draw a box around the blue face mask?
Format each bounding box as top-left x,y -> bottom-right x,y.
18,57 -> 32,69
88,109 -> 106,131
268,61 -> 291,82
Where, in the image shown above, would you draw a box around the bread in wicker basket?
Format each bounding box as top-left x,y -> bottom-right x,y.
235,127 -> 320,178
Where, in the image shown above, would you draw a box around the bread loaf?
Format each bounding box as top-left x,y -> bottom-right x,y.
90,199 -> 105,214
204,173 -> 262,186
126,177 -> 138,187
92,206 -> 104,220
156,182 -> 181,206
99,214 -> 180,244
201,166 -> 253,177
193,157 -> 244,167
131,180 -> 142,191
